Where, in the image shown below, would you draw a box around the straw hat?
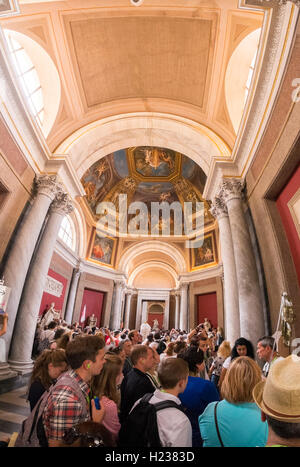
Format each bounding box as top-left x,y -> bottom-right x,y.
253,355 -> 300,423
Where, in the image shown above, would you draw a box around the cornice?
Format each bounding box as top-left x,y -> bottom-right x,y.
204,1 -> 299,201
179,263 -> 223,283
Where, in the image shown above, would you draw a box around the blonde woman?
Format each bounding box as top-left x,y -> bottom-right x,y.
199,356 -> 268,447
91,353 -> 123,444
208,340 -> 231,389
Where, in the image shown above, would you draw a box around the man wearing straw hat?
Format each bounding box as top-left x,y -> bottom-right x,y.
253,355 -> 300,447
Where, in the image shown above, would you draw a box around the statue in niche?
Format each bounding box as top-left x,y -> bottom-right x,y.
40,302 -> 61,328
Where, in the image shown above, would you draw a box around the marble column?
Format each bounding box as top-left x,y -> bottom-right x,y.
220,179 -> 265,345
123,291 -> 133,329
64,267 -> 81,325
141,300 -> 148,326
111,281 -> 124,331
135,293 -> 143,330
211,196 -> 240,345
9,192 -> 73,373
1,175 -> 62,371
163,294 -> 170,330
175,292 -> 180,330
179,283 -> 189,331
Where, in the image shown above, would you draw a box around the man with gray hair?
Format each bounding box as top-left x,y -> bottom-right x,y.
256,336 -> 283,378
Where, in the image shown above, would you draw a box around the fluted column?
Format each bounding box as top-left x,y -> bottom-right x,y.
2,175 -> 62,363
64,267 -> 81,325
179,283 -> 189,331
211,196 -> 240,345
124,291 -> 133,329
220,179 -> 265,345
111,281 -> 124,330
175,292 -> 180,329
9,192 -> 73,373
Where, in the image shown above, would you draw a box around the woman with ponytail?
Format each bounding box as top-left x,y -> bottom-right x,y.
27,348 -> 68,410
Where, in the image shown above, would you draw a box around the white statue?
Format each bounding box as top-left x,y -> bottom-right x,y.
140,321 -> 151,341
153,319 -> 159,330
88,313 -> 97,328
41,302 -> 60,328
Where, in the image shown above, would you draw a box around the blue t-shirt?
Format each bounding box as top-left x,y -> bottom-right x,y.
199,399 -> 268,447
179,376 -> 219,446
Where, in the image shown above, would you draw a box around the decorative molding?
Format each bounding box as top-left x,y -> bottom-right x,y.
54,238 -> 80,268
35,174 -> 63,201
219,178 -> 245,204
118,240 -> 186,275
50,192 -> 74,216
210,196 -> 228,220
80,258 -> 126,282
179,263 -> 223,283
0,1 -> 20,18
204,2 -> 298,200
255,0 -> 300,6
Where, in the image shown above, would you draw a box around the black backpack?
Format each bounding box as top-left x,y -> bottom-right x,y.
156,340 -> 166,355
118,392 -> 183,447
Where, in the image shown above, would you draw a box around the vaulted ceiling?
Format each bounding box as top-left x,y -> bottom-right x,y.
1,0 -> 263,155
0,0 -> 264,275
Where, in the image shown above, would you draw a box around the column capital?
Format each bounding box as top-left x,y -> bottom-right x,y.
219,178 -> 245,204
34,174 -> 63,201
115,280 -> 126,289
210,196 -> 228,220
50,192 -> 74,216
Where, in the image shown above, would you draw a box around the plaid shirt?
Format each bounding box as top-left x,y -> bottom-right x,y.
43,370 -> 91,442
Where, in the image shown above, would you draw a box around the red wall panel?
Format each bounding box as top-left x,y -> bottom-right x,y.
79,288 -> 104,328
197,292 -> 218,329
39,268 -> 68,317
148,312 -> 164,330
276,165 -> 300,286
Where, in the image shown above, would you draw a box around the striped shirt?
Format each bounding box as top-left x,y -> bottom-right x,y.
43,370 -> 90,442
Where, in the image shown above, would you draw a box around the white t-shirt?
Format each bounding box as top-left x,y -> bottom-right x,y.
223,356 -> 232,369
132,389 -> 192,447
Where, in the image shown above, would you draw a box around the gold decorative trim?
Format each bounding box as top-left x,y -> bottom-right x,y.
190,230 -> 218,271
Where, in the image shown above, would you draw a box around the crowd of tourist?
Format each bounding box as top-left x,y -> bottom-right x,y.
3,312 -> 300,448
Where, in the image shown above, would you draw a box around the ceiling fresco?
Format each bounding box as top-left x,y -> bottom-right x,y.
81,146 -> 214,235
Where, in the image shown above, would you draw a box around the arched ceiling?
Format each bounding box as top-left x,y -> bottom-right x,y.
1,0 -> 263,155
0,0 -> 265,281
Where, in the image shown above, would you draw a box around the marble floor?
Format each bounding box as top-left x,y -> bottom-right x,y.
0,386 -> 30,443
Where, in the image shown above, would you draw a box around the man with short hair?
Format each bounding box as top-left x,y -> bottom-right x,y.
120,338 -> 133,377
43,335 -> 106,447
154,358 -> 192,446
120,344 -> 156,422
253,354 -> 300,447
128,329 -> 140,345
256,336 -> 283,378
129,357 -> 192,447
